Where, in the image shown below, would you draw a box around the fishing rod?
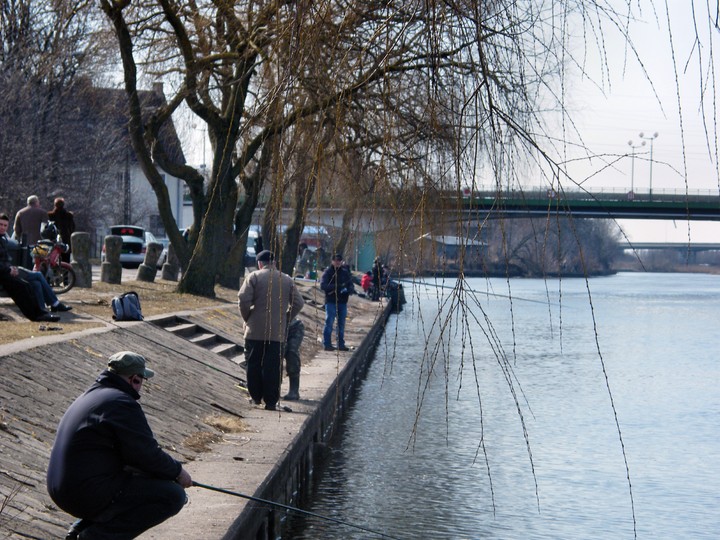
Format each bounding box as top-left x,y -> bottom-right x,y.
192,481 -> 402,540
396,277 -> 560,306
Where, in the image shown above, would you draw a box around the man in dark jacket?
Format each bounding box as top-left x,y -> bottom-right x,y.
320,253 -> 355,351
47,351 -> 193,540
0,212 -> 64,322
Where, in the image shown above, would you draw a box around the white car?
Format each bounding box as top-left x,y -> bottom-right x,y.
101,225 -> 158,268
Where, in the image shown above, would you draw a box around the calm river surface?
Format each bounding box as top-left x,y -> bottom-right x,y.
284,272 -> 720,539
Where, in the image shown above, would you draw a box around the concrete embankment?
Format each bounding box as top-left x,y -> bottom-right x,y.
0,281 -> 392,539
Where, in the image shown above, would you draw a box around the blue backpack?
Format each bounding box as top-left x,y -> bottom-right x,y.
111,291 -> 144,321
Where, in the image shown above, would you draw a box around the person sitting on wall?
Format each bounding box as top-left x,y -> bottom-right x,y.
0,213 -> 69,322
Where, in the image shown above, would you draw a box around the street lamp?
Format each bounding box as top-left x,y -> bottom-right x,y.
639,131 -> 659,200
627,139 -> 645,196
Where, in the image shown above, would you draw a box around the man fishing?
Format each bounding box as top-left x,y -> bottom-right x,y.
47,351 -> 192,539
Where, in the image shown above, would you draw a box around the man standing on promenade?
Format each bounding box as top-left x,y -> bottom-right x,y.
239,250 -> 304,410
320,253 -> 355,351
47,351 -> 193,540
13,194 -> 48,245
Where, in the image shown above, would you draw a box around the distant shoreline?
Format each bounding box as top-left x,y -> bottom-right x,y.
391,265 -> 720,280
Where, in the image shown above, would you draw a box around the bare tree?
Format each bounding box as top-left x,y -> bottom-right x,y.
0,0 -> 119,231
98,0 -> 555,296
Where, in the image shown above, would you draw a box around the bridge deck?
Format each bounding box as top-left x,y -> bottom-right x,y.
462,190 -> 720,220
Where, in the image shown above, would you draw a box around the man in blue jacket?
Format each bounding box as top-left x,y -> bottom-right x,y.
47,351 -> 192,539
320,253 -> 355,351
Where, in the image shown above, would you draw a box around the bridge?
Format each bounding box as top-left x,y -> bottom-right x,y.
461,187 -> 720,221
252,188 -> 720,270
620,242 -> 720,251
618,241 -> 720,264
260,186 -> 720,230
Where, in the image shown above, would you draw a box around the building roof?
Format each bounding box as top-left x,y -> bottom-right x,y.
65,79 -> 186,165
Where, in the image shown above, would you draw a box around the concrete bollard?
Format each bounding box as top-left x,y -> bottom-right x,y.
70,232 -> 92,288
161,242 -> 180,281
100,236 -> 123,284
136,241 -> 163,282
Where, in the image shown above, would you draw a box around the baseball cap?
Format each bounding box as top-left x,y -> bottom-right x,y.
256,250 -> 274,263
107,351 -> 155,379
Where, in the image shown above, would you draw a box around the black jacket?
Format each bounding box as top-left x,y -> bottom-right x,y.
320,264 -> 355,304
0,235 -> 14,281
46,371 -> 182,518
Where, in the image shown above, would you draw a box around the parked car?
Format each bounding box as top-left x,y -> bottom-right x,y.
101,225 -> 159,268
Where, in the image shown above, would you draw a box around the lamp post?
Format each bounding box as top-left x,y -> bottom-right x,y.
627,139 -> 645,196
639,131 -> 659,200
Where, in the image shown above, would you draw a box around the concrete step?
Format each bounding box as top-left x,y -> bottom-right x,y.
189,332 -> 219,346
165,322 -> 199,338
211,342 -> 240,357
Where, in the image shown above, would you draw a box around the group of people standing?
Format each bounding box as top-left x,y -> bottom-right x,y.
1,195 -> 75,322
238,249 -> 305,410
238,249 -> 358,409
13,195 -> 75,256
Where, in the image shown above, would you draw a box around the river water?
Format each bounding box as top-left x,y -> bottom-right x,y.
284,272 -> 720,540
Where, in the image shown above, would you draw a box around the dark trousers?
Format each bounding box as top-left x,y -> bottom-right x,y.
76,475 -> 186,539
323,301 -> 347,348
244,339 -> 283,407
285,350 -> 301,377
0,276 -> 45,320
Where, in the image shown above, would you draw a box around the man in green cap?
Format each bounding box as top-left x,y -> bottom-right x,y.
47,351 -> 192,540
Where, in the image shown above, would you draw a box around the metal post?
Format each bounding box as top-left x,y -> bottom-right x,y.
639,132 -> 659,200
627,140 -> 645,196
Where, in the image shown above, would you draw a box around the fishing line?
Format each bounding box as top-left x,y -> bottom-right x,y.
192,481 -> 402,539
396,277 -> 563,306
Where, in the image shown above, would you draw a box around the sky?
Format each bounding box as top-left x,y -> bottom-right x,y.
563,1 -> 720,243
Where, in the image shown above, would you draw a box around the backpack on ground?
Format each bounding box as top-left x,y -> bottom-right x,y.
112,291 -> 143,321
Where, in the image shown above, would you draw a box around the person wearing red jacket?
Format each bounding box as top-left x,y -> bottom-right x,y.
360,270 -> 372,294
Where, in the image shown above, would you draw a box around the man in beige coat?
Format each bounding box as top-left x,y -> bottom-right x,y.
238,250 -> 304,410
